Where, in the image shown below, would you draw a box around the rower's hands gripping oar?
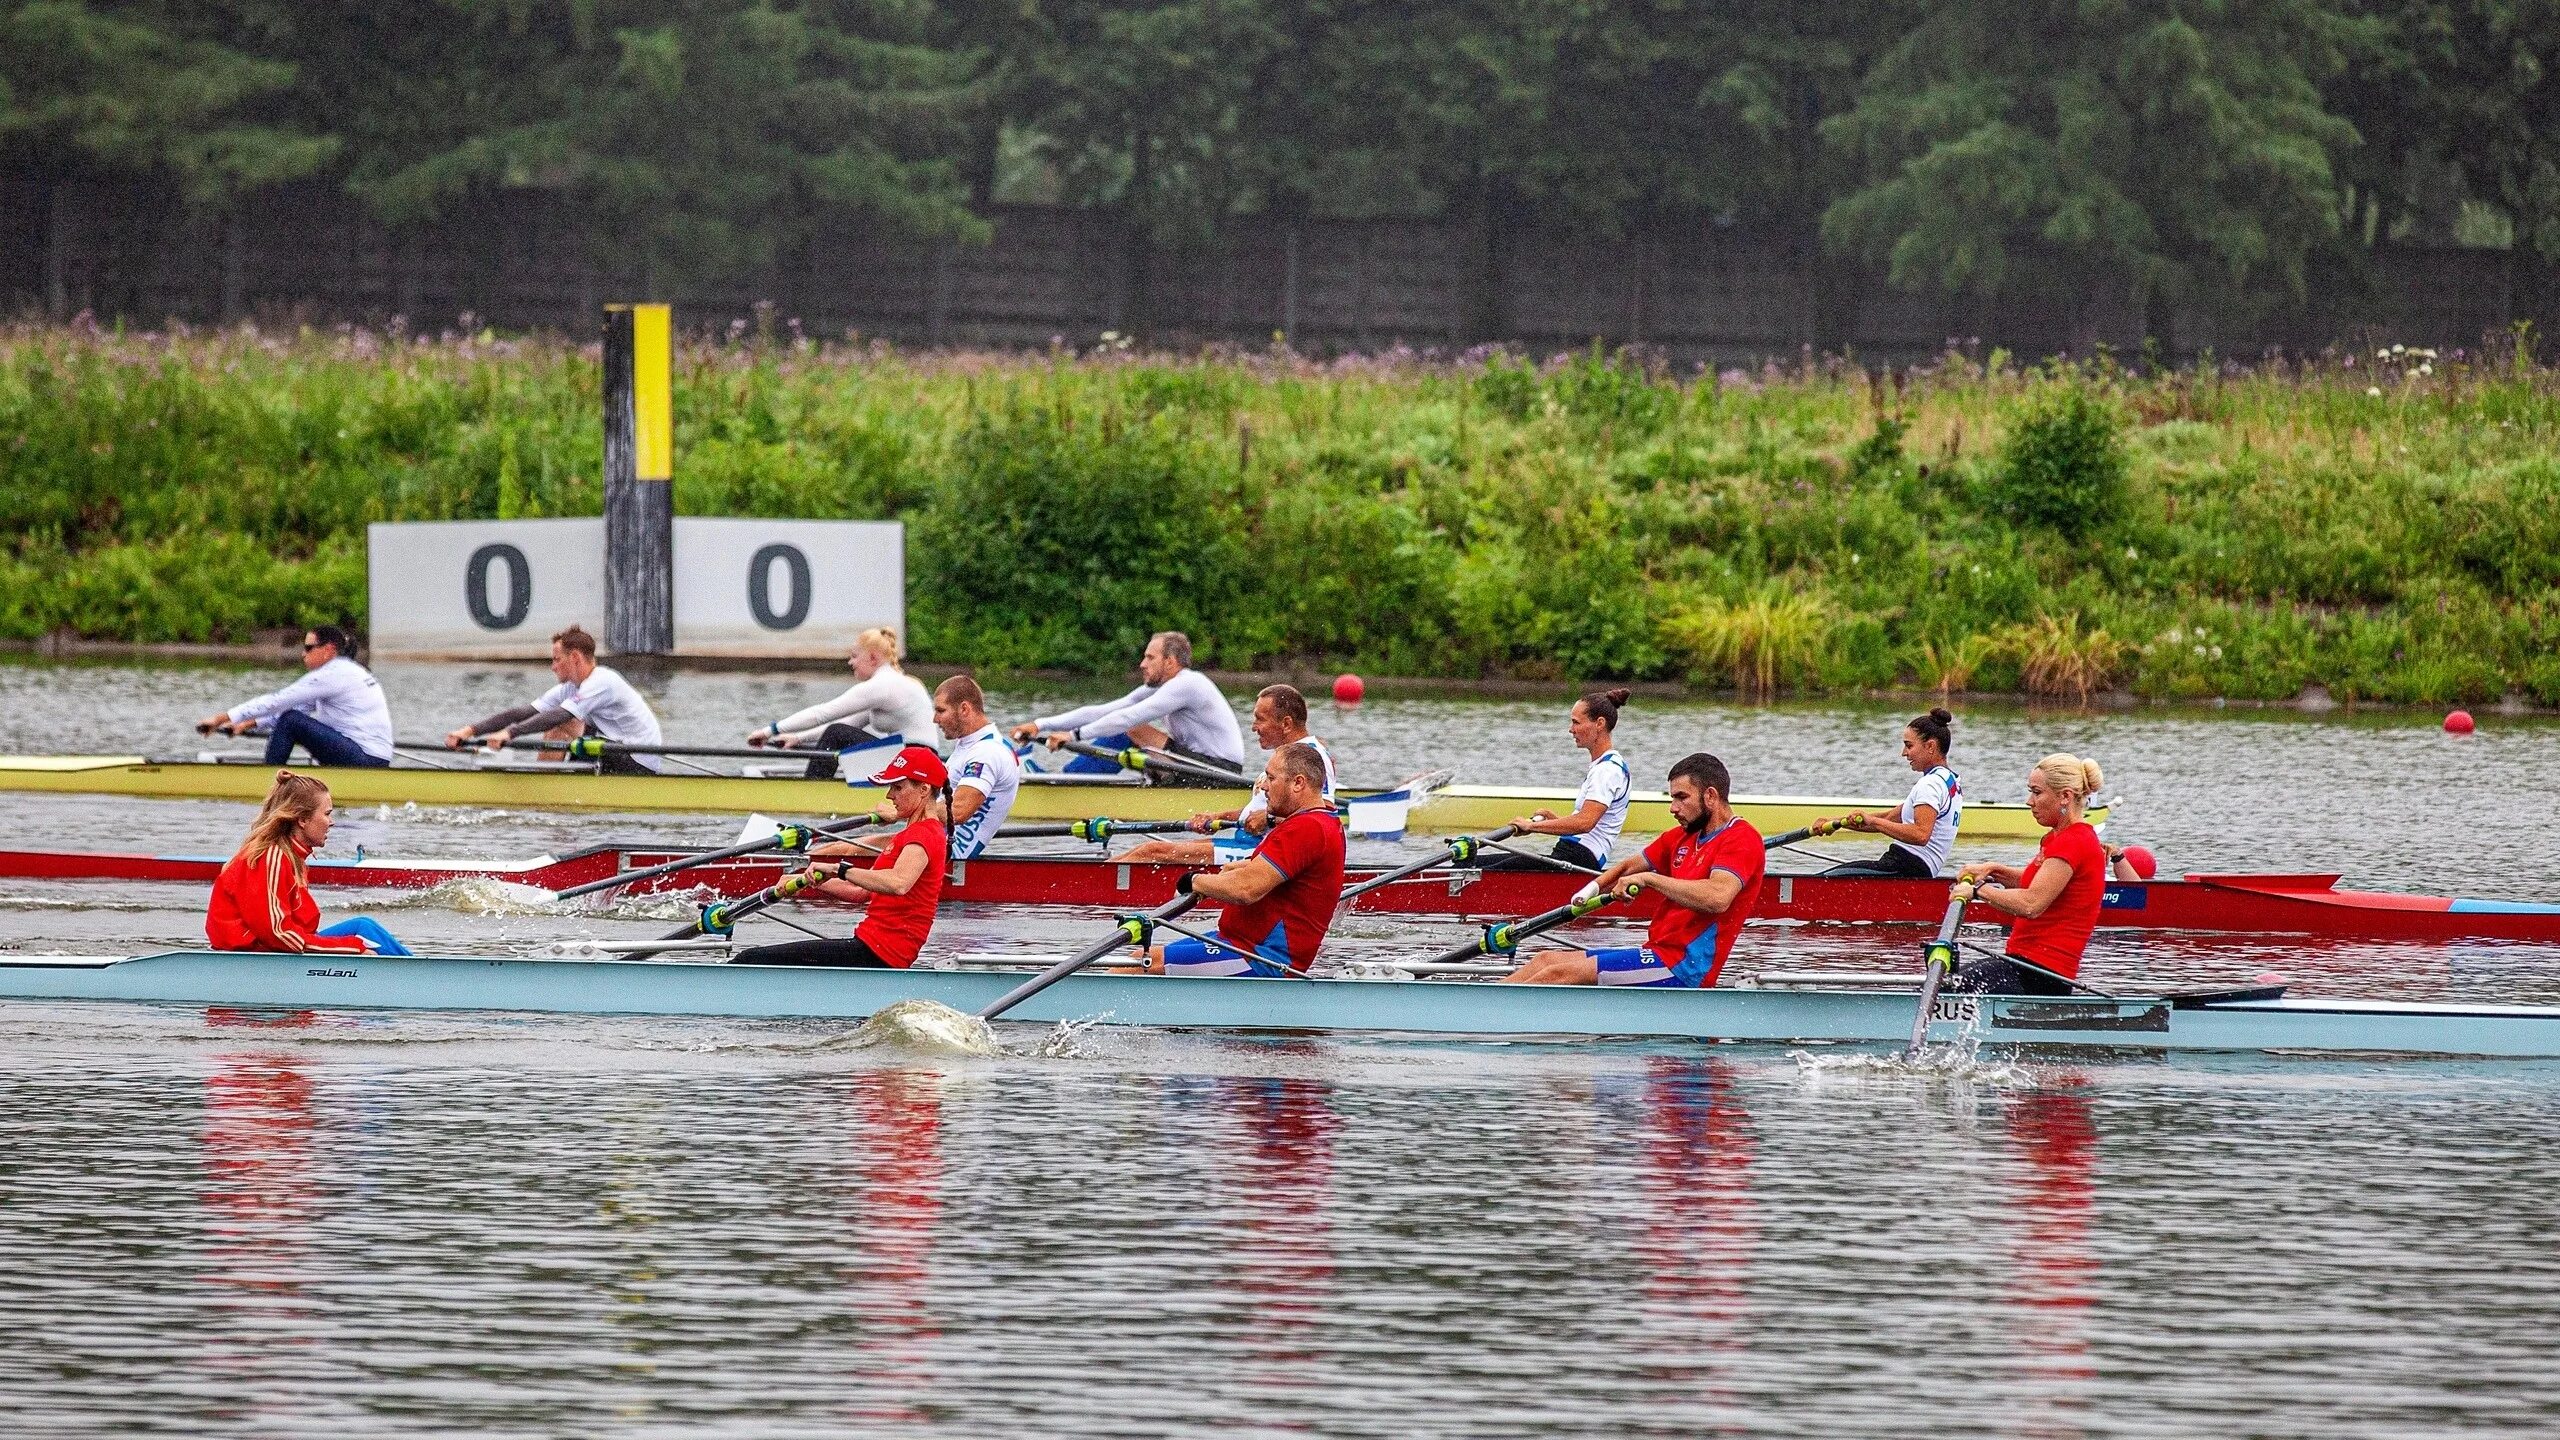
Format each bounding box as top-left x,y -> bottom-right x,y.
1904,879 -> 1976,1060
977,894 -> 1203,1022
612,870 -> 823,961
1330,826 -> 1521,919
1429,887 -> 1623,966
548,816 -> 889,901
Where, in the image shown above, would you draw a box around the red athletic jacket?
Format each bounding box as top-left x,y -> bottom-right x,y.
207,840 -> 365,953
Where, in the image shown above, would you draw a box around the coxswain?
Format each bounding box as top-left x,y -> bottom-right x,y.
1813,707 -> 1962,877
744,625 -> 936,779
206,769 -> 410,956
1011,630 -> 1248,783
732,745 -> 950,968
1948,752 -> 2139,995
1502,753 -> 1761,987
442,625 -> 665,775
1136,741 -> 1344,976
197,624 -> 396,768
1118,684 -> 1335,865
1482,688 -> 1632,870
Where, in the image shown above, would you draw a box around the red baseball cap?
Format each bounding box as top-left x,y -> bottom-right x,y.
876,744 -> 948,788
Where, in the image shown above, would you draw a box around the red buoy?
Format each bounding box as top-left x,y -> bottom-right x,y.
1332,673 -> 1366,704
2445,709 -> 2476,735
2122,844 -> 2158,879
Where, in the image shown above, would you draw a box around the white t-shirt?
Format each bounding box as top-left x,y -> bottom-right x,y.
534,666 -> 664,773
1890,764 -> 1962,876
1564,748 -> 1632,866
1036,667 -> 1247,768
946,723 -> 1021,859
229,657 -> 397,762
1240,735 -> 1338,824
772,669 -> 937,750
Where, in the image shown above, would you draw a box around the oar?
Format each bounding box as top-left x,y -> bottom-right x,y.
548,816 -> 889,900
1904,879 -> 1976,1059
1428,889 -> 1622,966
999,817 -> 1227,843
1333,826 -> 1522,912
1056,738 -> 1251,786
977,894 -> 1201,1021
399,737 -> 879,764
614,869 -> 821,961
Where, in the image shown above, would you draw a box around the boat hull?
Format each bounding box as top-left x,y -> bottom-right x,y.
0,756 -> 2075,837
3,950 -> 2557,1056
7,845 -> 2558,942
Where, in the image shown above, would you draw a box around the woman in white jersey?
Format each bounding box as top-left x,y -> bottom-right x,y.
746,626 -> 936,779
1816,708 -> 1961,878
1486,688 -> 1632,871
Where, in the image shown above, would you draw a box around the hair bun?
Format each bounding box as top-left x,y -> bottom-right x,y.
1603,687 -> 1633,706
1928,707 -> 1953,725
275,768 -> 300,783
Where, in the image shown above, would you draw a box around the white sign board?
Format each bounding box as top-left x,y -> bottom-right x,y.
368,517 -> 905,659
366,518 -> 606,658
672,517 -> 905,657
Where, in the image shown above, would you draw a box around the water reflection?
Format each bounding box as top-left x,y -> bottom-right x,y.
196,1015 -> 319,1421
841,1069 -> 945,1425
1631,1057 -> 1757,1422
1226,1074 -> 1337,1398
2004,1083 -> 2098,1440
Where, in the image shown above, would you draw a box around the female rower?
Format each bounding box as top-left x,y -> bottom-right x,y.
1948,752 -> 2138,995
207,770 -> 410,956
745,626 -> 936,779
733,745 -> 949,968
1492,688 -> 1633,871
1816,707 -> 1961,878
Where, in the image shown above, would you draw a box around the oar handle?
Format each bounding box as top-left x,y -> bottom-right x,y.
1059,739 -> 1251,786
1000,817 -> 1231,843
549,816 -> 887,900
1338,824 -> 1523,902
978,894 -> 1202,1021
1429,889 -> 1619,966
1903,880 -> 1976,1058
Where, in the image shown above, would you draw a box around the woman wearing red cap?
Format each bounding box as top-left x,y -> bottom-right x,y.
733,744 -> 949,968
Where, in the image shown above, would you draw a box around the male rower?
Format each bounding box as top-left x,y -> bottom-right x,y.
441,625 -> 665,775
1134,741 -> 1344,977
806,673 -> 1020,866
1503,752 -> 1763,988
1011,630 -> 1247,784
198,624 -> 395,768
1118,683 -> 1335,865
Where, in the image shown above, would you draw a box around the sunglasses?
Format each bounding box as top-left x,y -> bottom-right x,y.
302,640 -> 328,652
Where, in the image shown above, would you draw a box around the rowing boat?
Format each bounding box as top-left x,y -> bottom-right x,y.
2,949 -> 2553,1055
0,754 -> 2083,837
8,842 -> 2557,941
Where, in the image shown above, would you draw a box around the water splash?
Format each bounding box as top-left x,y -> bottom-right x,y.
1029,1011 -> 1115,1059
366,801 -> 523,828
357,877 -> 704,923
1790,1030 -> 2041,1088
832,998 -> 1002,1057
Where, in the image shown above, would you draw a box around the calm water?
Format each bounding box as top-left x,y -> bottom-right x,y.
5,658 -> 2559,1435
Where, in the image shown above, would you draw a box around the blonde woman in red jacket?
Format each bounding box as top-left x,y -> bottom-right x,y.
206,770 -> 410,956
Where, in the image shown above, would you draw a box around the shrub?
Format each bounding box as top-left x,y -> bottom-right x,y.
1990,386 -> 2128,538
1660,586 -> 1835,695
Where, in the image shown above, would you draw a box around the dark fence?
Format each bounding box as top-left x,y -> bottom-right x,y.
1,175 -> 2544,363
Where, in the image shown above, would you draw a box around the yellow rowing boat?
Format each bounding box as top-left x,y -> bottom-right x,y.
0,755 -> 2091,838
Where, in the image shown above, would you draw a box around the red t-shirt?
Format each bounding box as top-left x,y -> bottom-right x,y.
207,840 -> 366,954
1216,806 -> 1347,973
853,818 -> 948,968
1640,818 -> 1765,986
2005,821 -> 2106,979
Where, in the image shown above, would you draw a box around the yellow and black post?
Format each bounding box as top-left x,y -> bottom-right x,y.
602,303 -> 674,655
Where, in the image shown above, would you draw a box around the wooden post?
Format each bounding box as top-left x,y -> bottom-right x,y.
603,303 -> 674,655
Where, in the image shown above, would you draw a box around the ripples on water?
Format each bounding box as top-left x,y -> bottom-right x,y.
9,661 -> 2560,1433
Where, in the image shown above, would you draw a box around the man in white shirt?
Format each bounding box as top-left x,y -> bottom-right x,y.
199,625 -> 397,768
1118,684 -> 1334,864
811,674 -> 1019,864
1010,630 -> 1247,785
442,624 -> 666,775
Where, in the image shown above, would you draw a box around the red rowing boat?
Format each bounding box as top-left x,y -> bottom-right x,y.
4,845 -> 2558,941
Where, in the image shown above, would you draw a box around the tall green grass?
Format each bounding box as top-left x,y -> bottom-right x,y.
5,319 -> 2557,704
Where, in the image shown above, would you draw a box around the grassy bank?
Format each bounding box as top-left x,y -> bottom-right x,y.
4,318 -> 2557,705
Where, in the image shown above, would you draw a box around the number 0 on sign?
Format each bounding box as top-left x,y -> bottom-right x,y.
748,544 -> 813,630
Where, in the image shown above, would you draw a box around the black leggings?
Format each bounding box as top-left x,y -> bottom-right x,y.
732,935 -> 895,968
796,723 -> 883,780
1820,846 -> 1937,879
1950,954 -> 2075,997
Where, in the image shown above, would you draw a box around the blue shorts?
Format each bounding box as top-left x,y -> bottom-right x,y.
1590,945 -> 1713,988
1163,930 -> 1297,978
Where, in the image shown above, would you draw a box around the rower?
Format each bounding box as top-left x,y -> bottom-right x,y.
1011,630 -> 1247,784
732,745 -> 950,968
936,675 -> 1019,859
1814,707 -> 1961,877
197,624 -> 395,769
743,625 -> 936,779
442,625 -> 665,775
1502,752 -> 1761,987
1117,684 -> 1335,865
206,769 -> 410,956
1481,687 -> 1632,870
1949,752 -> 2138,995
1136,741 -> 1344,977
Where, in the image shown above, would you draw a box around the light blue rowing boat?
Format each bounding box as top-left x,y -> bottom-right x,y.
3,950 -> 2558,1057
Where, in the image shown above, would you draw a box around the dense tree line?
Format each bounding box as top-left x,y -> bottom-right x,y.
6,0 -> 2558,330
